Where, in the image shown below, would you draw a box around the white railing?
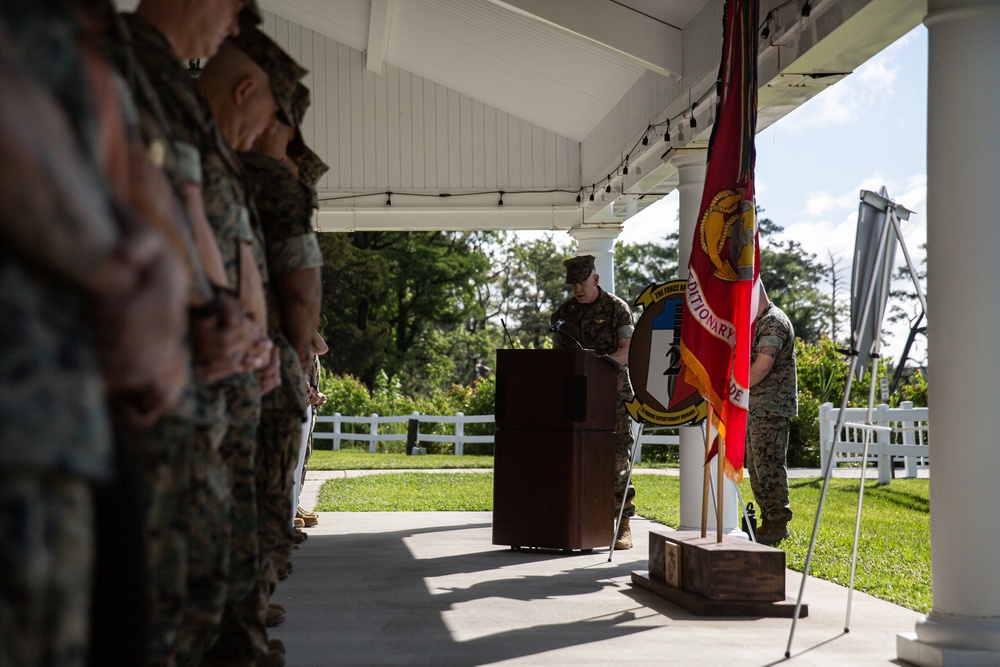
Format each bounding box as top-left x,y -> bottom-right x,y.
819,401 -> 929,484
313,412 -> 682,459
313,412 -> 495,455
632,423 -> 680,463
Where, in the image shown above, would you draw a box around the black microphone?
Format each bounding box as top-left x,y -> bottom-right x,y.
550,319 -> 584,350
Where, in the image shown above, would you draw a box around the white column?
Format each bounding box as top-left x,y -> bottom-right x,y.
570,226 -> 622,295
897,2 -> 1000,665
672,151 -> 741,535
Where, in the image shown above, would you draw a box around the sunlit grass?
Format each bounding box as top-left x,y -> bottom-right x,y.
308,449 -> 493,470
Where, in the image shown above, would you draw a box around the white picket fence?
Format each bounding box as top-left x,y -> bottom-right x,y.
313,412 -> 495,455
819,401 -> 929,484
313,412 -> 680,460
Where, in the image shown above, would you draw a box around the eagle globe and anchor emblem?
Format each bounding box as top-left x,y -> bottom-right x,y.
625,280 -> 708,427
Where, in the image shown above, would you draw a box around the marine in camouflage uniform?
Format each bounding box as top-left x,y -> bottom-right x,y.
234,25 -> 318,654
0,12 -> 116,665
550,256 -> 637,531
102,7 -> 256,664
1,4 -> 186,664
747,298 -> 798,543
124,5 -> 272,665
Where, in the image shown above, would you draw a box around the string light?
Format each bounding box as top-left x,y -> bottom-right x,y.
386,191 -> 392,207
664,119 -> 671,142
498,190 -> 504,206
589,187 -> 595,202
690,110 -> 698,129
576,190 -> 582,203
760,10 -> 772,38
622,156 -> 629,176
606,176 -> 612,193
801,2 -> 812,17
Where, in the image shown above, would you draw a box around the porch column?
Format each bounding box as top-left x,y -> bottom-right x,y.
898,1 -> 1000,665
673,150 -> 741,534
570,226 -> 623,295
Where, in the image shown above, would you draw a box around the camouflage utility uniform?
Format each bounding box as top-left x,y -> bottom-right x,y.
242,149 -> 321,606
118,15 -> 242,666
550,288 -> 637,518
747,302 -> 798,526
0,6 -> 118,665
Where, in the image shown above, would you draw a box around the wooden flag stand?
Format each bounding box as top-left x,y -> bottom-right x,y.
631,405 -> 806,617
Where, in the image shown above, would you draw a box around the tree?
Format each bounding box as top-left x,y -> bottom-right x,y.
318,231 -> 495,392
757,212 -> 828,343
613,232 -> 680,302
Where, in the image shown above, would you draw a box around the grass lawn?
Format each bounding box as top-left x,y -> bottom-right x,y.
308,449 -> 494,470
313,461 -> 931,613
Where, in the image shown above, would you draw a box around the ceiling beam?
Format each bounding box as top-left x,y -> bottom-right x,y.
487,0 -> 682,78
366,0 -> 394,75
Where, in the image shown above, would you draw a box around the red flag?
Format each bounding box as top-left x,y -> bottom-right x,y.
672,0 -> 759,483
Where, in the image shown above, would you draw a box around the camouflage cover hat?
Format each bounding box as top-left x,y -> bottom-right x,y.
291,82 -> 310,128
228,23 -> 307,128
241,0 -> 262,25
563,255 -> 596,284
292,145 -> 329,189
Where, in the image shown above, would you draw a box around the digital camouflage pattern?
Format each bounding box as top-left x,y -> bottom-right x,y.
563,255 -> 596,284
746,417 -> 793,524
747,302 -> 797,525
0,473 -> 93,667
749,302 -> 798,418
204,423 -> 265,664
174,421 -> 231,667
119,416 -> 192,667
241,150 -> 321,416
550,288 -> 637,518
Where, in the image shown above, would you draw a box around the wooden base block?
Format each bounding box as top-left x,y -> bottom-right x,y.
631,570 -> 808,618
649,530 -> 786,601
633,529 -> 805,617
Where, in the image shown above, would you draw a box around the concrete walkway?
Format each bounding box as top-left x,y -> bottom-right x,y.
275,470 -> 924,666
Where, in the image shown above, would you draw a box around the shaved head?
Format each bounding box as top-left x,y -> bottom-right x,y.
198,41 -> 278,151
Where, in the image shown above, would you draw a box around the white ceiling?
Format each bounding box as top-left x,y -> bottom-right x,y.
259,0 -> 710,142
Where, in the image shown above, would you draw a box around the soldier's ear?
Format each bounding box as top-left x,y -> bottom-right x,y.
232,76 -> 257,107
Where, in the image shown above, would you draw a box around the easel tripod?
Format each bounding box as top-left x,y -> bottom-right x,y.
786,188 -> 926,656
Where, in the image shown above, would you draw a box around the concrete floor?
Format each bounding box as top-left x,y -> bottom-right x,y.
272,472 -> 923,666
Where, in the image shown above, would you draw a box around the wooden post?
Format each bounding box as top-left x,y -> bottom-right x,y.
717,434 -> 726,543
701,404 -> 714,539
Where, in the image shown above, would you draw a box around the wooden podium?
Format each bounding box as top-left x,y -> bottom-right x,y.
492,349 -> 617,551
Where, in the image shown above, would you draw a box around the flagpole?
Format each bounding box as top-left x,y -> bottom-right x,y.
717,433 -> 725,543
702,404 -> 714,539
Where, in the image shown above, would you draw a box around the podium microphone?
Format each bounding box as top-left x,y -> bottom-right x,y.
550,319 -> 584,350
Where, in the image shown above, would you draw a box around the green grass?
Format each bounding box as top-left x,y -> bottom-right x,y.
316,472 -> 493,511
315,469 -> 931,613
308,449 -> 494,470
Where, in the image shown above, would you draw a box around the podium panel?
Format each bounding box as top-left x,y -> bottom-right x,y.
495,349 -> 616,432
492,430 -> 614,550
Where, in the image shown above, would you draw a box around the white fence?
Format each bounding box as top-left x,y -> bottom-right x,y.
313,412 -> 680,460
819,401 -> 929,484
313,412 -> 495,455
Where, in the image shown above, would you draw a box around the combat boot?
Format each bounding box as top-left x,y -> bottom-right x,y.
756,521 -> 790,546
615,516 -> 633,550
296,506 -> 318,527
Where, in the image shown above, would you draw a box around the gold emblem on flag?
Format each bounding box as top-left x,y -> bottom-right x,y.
699,188 -> 755,282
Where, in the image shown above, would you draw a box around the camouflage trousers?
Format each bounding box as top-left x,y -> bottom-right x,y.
174,421 -> 230,667
204,422 -> 264,665
124,416 -> 193,667
614,371 -> 636,519
746,415 -> 793,525
0,471 -> 92,667
257,410 -> 302,592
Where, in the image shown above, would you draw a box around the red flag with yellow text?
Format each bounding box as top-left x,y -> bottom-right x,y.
671,0 -> 759,483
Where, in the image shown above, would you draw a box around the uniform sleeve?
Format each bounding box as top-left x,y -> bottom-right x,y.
613,298 -> 635,340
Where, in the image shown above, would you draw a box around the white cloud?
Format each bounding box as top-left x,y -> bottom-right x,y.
780,52 -> 899,131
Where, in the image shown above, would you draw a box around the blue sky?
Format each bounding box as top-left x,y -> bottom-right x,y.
615,25 -> 929,360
